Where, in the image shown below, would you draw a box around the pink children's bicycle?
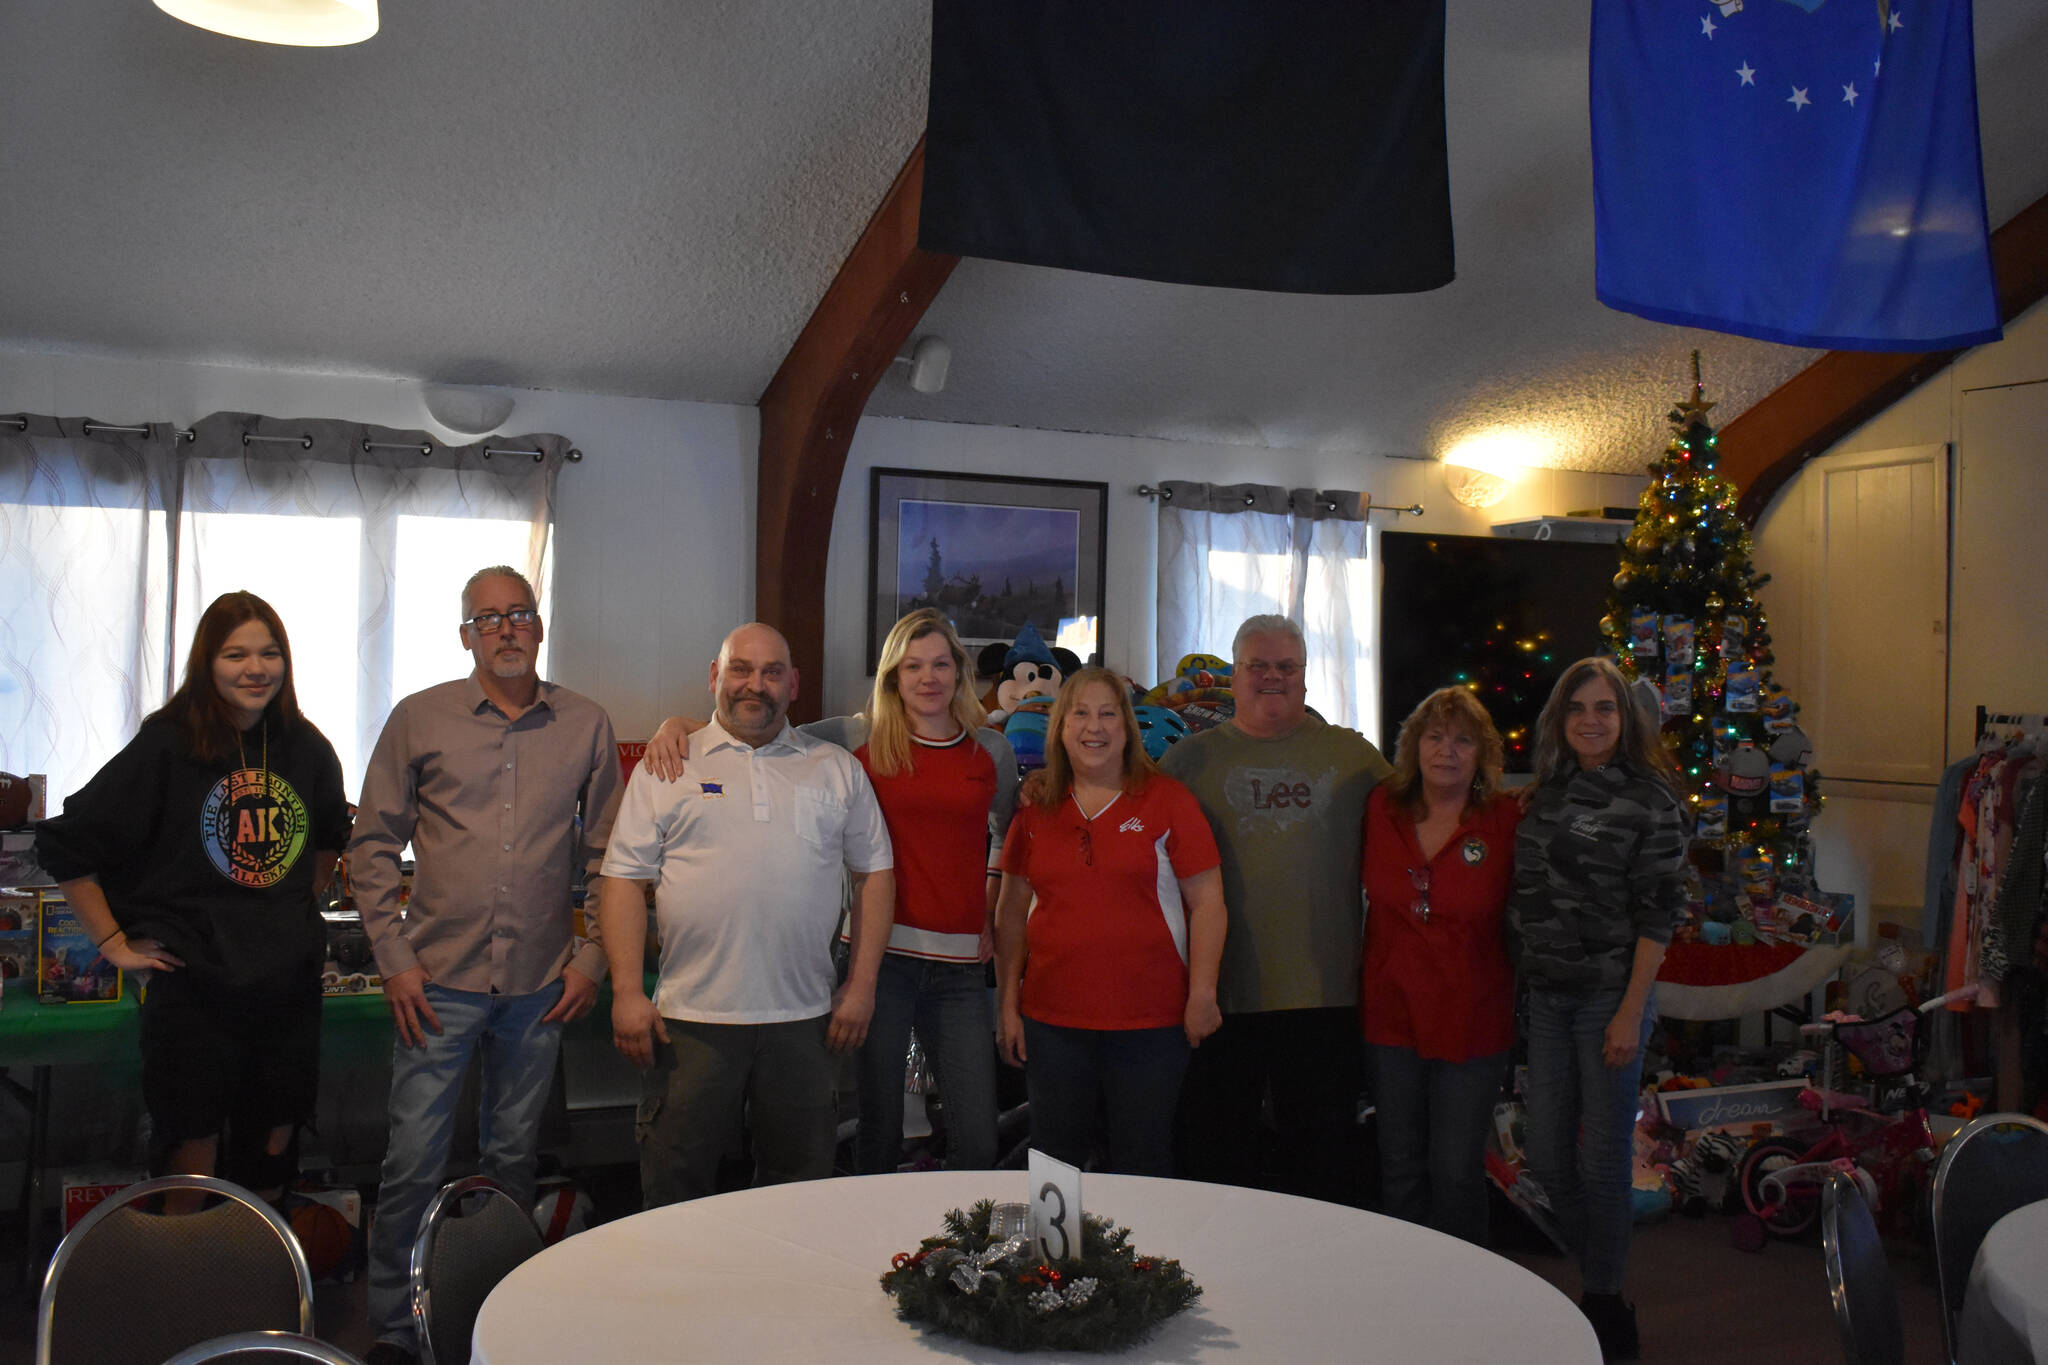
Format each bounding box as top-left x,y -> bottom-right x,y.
1734,986 -> 1974,1241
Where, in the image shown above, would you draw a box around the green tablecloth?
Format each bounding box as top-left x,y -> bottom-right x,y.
0,977 -> 633,1072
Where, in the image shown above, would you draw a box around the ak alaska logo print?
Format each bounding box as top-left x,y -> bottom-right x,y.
202,767 -> 310,888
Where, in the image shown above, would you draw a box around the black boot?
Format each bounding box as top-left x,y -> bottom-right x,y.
1580,1292 -> 1640,1362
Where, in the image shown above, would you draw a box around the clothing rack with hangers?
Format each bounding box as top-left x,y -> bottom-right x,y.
1975,708 -> 2048,747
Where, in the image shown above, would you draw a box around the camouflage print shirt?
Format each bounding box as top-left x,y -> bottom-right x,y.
1508,760 -> 1688,993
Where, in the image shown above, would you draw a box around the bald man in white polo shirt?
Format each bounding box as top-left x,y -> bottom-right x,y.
598,623 -> 895,1207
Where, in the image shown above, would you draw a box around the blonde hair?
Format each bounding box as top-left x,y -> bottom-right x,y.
1384,686 -> 1506,817
865,609 -> 987,777
1030,667 -> 1158,810
1533,655 -> 1681,795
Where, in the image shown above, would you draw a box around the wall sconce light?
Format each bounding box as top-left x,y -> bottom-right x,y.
892,336 -> 952,394
1440,432 -> 1540,510
153,0 -> 378,47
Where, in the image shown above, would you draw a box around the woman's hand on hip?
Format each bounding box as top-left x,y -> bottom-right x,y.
101,932 -> 183,976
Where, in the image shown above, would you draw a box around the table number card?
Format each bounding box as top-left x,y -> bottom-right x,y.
1028,1148 -> 1081,1262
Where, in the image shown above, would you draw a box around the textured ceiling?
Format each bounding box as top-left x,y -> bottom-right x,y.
3,2 -> 2044,474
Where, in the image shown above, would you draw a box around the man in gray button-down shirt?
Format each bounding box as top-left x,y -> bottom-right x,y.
350,565 -> 622,1365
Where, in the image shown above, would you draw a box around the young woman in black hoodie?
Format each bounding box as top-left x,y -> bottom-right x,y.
37,591 -> 350,1196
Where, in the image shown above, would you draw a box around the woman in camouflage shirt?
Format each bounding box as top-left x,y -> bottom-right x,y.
1508,657 -> 1687,1363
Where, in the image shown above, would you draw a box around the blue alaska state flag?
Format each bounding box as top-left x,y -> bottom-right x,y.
1591,0 -> 2001,351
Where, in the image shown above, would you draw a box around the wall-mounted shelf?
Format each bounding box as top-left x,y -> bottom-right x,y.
1490,516 -> 1633,543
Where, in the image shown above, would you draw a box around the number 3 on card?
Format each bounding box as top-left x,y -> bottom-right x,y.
1028,1148 -> 1081,1262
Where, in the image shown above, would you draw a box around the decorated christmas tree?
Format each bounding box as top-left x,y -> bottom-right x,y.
1598,356 -> 1837,945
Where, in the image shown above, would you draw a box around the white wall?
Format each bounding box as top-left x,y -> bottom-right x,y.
1751,300 -> 2048,942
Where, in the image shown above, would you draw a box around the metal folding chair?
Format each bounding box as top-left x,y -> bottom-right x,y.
158,1331 -> 367,1364
409,1175 -> 545,1365
1931,1112 -> 2048,1363
1823,1169 -> 1904,1365
35,1174 -> 314,1365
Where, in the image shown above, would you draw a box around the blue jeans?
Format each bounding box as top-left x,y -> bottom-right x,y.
1522,987 -> 1655,1296
1367,1044 -> 1507,1246
367,980 -> 565,1349
855,953 -> 999,1174
1023,1019 -> 1189,1176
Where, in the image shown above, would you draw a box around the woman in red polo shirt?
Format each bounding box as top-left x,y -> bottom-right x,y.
1361,685 -> 1518,1244
994,668 -> 1225,1176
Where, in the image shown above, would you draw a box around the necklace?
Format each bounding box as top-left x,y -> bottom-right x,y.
236,720 -> 268,787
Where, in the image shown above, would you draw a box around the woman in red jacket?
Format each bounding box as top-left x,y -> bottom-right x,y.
1360,685 -> 1517,1244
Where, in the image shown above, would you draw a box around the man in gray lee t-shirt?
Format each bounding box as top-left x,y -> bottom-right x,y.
1161,614 -> 1390,1204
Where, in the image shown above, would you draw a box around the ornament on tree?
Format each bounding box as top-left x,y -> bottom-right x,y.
1768,727 -> 1814,767
1717,741 -> 1770,795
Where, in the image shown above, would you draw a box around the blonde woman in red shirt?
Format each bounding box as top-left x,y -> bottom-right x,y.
1360,685 -> 1518,1243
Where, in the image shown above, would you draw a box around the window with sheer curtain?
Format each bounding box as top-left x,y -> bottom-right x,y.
1155,481 -> 1376,737
1,413 -> 568,808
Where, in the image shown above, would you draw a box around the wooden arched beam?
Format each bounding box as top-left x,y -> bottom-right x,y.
756,137 -> 958,720
1727,190 -> 2048,522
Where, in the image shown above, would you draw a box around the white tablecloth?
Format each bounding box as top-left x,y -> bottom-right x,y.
473,1170 -> 1599,1363
1960,1198 -> 2048,1365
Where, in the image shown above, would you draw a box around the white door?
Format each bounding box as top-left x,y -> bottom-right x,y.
1799,443 -> 1949,785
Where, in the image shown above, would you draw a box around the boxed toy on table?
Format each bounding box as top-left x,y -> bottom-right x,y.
37,890 -> 122,1003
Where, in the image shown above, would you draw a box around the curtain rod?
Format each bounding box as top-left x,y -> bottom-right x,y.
2,416 -> 581,462
1133,483 -> 1423,516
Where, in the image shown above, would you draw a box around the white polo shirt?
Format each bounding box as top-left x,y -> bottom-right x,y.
600,718 -> 894,1023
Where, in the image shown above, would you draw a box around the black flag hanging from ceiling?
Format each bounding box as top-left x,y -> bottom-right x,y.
920,1 -> 1453,296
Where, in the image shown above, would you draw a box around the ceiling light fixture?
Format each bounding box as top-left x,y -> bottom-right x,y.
421,385 -> 515,437
153,0 -> 379,47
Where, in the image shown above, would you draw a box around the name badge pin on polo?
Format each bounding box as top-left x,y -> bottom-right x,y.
700,781 -> 724,798
1461,836 -> 1487,866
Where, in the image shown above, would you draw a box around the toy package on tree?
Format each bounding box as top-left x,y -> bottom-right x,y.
1597,355 -> 1832,942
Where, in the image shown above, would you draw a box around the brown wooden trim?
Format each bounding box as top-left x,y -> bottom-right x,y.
755,137 -> 959,720
1727,190 -> 2048,522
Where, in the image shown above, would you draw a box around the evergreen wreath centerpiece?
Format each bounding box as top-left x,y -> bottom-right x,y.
879,1199 -> 1201,1352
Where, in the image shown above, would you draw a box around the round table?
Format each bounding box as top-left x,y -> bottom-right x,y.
472,1171 -> 1599,1363
1959,1198 -> 2048,1365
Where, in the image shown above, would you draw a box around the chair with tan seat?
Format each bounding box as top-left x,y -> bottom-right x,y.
409,1175 -> 546,1365
158,1331 -> 368,1364
35,1174 -> 314,1365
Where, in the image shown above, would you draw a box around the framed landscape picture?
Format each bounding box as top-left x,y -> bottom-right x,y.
867,468 -> 1108,673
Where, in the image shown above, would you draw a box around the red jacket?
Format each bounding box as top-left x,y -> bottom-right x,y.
1360,786 -> 1518,1061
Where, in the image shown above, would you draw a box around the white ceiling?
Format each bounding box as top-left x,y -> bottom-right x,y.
4,2 -> 2044,474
